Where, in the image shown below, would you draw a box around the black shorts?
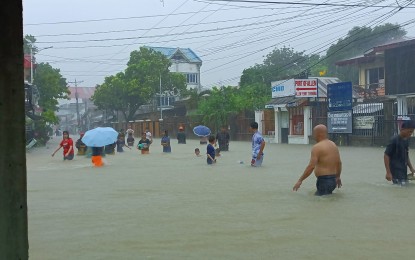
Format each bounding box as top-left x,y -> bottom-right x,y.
315,175 -> 336,196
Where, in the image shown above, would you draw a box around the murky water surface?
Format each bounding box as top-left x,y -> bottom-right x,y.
27,138 -> 415,259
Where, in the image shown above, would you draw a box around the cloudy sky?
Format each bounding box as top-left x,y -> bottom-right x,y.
23,0 -> 415,89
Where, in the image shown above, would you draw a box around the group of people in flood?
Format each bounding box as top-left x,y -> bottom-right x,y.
51,120 -> 415,196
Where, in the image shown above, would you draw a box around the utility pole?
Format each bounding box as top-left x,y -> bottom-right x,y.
30,46 -> 33,84
68,79 -> 84,132
159,74 -> 163,120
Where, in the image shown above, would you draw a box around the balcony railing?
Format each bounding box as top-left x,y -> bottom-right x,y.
353,82 -> 385,99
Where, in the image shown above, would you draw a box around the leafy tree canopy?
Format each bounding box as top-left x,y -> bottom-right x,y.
197,86 -> 240,129
92,47 -> 187,123
325,23 -> 406,83
34,62 -> 69,123
23,34 -> 37,54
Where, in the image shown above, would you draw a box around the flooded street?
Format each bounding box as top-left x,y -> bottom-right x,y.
27,138 -> 415,260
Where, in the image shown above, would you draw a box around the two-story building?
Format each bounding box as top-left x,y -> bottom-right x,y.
147,47 -> 203,91
335,37 -> 415,117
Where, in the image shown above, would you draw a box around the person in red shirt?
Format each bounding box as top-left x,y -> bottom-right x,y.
51,130 -> 74,160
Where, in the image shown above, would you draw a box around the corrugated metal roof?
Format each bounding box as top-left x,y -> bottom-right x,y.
265,96 -> 307,108
147,46 -> 202,63
336,37 -> 415,66
353,103 -> 383,114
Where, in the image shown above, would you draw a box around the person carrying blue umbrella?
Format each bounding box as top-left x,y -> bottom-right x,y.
193,125 -> 211,145
82,127 -> 118,167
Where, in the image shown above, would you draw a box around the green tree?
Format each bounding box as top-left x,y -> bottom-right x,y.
92,47 -> 187,123
22,35 -> 68,145
325,23 -> 407,83
33,63 -> 69,123
261,46 -> 314,83
197,86 -> 239,130
239,47 -> 322,111
23,34 -> 37,54
237,82 -> 270,111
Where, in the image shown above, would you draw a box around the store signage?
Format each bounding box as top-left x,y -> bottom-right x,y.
271,79 -> 295,98
328,110 -> 352,133
295,79 -> 318,97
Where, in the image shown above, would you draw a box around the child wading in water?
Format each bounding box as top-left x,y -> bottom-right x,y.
206,135 -> 216,165
195,148 -> 201,157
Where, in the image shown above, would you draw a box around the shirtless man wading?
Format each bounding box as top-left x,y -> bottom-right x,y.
293,124 -> 342,196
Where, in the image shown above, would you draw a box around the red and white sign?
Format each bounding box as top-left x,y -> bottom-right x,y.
295,79 -> 318,97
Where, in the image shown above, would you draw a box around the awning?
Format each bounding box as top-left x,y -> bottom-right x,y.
265,96 -> 307,109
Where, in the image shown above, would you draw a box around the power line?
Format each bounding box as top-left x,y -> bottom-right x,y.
205,11 -> 415,87
201,1 -> 409,84
33,13 -> 281,38
204,0 -> 415,8
23,4 -> 282,26
34,4 -> 356,45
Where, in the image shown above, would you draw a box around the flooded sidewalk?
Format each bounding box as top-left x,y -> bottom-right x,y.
27,138 -> 415,259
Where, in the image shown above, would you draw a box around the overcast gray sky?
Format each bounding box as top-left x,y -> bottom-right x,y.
23,0 -> 415,88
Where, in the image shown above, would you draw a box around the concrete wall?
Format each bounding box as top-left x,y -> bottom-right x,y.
0,1 -> 29,258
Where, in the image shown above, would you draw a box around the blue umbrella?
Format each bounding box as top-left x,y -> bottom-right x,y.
82,127 -> 118,147
193,125 -> 211,137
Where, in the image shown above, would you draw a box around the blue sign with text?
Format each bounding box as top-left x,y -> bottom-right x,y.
327,82 -> 353,111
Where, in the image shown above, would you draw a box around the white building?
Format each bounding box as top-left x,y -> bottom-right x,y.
147,47 -> 202,91
263,77 -> 343,145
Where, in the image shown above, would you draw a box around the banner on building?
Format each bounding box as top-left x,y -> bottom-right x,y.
327,81 -> 353,111
271,79 -> 295,98
295,79 -> 318,97
328,110 -> 352,133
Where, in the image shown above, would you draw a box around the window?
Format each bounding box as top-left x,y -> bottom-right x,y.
186,73 -> 198,84
365,67 -> 385,96
289,107 -> 304,135
366,67 -> 384,86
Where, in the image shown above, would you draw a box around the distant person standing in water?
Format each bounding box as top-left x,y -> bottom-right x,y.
216,126 -> 230,151
250,122 -> 265,167
177,126 -> 186,144
293,124 -> 342,196
51,130 -> 74,160
126,125 -> 135,146
384,120 -> 415,185
161,130 -> 171,153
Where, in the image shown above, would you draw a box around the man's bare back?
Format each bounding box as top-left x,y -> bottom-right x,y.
312,139 -> 341,177
293,124 -> 342,194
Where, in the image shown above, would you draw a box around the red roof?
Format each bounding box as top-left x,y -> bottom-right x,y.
68,87 -> 95,99
24,54 -> 32,69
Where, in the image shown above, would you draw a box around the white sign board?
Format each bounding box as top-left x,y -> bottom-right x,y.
354,116 -> 375,129
271,79 -> 295,98
295,79 -> 318,97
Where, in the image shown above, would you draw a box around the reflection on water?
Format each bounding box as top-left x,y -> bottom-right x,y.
27,138 -> 415,259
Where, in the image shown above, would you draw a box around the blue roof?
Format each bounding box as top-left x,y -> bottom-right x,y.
147,46 -> 202,64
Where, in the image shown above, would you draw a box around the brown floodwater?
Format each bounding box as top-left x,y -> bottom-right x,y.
27,137 -> 415,259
